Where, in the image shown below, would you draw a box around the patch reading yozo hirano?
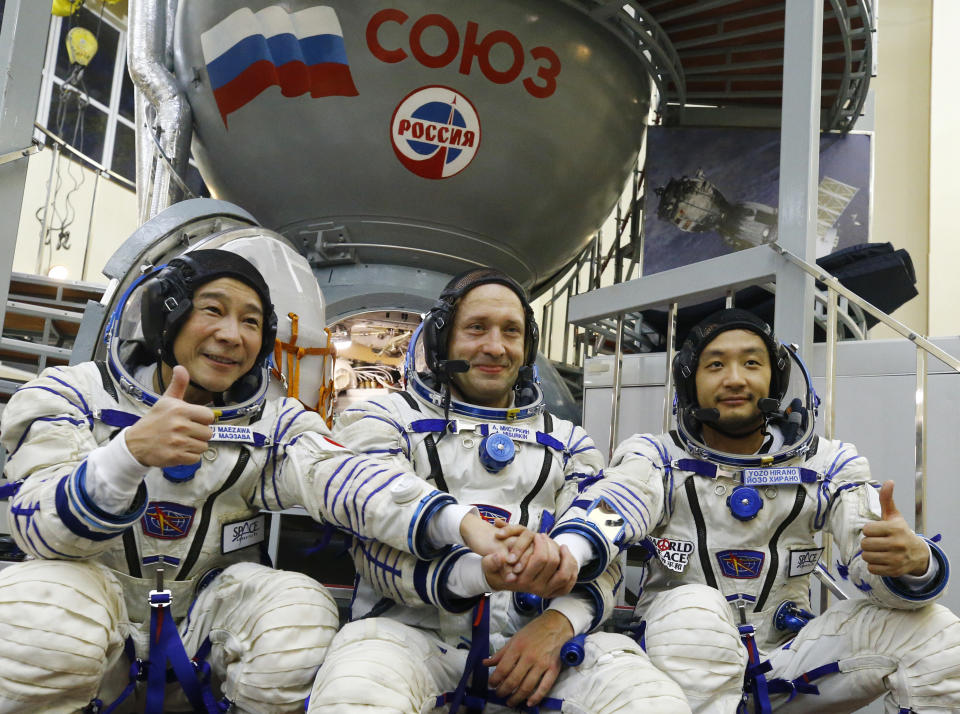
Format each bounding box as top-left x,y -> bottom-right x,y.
655,537 -> 695,573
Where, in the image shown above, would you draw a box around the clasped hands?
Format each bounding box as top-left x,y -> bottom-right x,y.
459,512 -> 579,708
459,511 -> 578,599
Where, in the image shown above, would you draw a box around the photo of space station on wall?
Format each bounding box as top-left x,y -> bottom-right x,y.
642,126 -> 871,275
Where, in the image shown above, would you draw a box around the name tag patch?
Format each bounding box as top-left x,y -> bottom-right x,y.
742,467 -> 802,486
211,425 -> 262,445
789,548 -> 824,577
655,537 -> 695,573
222,514 -> 266,554
486,424 -> 533,442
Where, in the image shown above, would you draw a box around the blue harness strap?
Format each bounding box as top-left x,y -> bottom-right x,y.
766,660 -> 841,704
144,585 -> 230,714
738,622 -> 773,714
445,595 -> 492,714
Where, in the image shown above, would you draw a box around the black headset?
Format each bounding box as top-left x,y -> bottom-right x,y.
140,249 -> 278,371
672,308 -> 790,411
420,268 -> 539,380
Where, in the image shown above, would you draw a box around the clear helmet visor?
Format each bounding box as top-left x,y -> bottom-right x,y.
104,228 -> 334,421
676,344 -> 819,467
104,270 -> 270,417
194,230 -> 336,422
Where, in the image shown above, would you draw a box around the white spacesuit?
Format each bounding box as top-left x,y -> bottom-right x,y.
0,247 -> 463,714
552,309 -> 960,713
308,269 -> 689,713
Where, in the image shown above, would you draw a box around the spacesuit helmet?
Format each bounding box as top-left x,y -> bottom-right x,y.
105,249 -> 277,414
405,268 -> 544,420
673,308 -> 818,466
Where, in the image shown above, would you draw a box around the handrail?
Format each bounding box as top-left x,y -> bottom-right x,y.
33,122 -> 136,191
769,243 -> 960,372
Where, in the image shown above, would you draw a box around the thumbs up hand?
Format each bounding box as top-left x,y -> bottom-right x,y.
860,481 -> 930,577
124,366 -> 215,468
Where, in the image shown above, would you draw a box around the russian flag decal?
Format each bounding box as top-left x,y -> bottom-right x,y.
201,5 -> 359,126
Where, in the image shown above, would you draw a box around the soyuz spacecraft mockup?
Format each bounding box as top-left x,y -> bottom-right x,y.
73,0 -> 654,416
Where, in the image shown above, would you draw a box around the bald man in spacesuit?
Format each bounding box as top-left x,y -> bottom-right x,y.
308,268 -> 688,713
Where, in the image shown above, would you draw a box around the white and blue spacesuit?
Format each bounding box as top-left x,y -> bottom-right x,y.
0,243 -> 462,714
308,269 -> 689,713
552,309 -> 960,713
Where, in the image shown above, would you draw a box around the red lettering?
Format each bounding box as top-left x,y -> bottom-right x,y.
370,10 -> 560,98
523,46 -> 561,99
398,118 -> 411,136
410,14 -> 459,69
425,124 -> 437,142
450,128 -> 463,144
367,8 -> 408,63
461,131 -> 475,147
438,126 -> 449,143
458,21 -> 483,77
478,29 -> 524,84
412,123 -> 424,139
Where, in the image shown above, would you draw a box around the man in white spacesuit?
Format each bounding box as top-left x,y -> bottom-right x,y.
307,268 -> 689,713
0,249 -> 522,714
550,308 -> 960,713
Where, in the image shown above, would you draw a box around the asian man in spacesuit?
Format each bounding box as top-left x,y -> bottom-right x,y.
551,308 -> 960,713
307,268 -> 689,713
0,249 -> 524,714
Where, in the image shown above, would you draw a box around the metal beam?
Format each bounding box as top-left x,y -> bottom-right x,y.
568,245 -> 783,325
773,0 -> 822,354
0,1 -> 50,331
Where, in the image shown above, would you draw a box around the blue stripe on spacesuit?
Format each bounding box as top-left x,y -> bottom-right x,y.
360,541 -> 403,577
331,458 -> 367,530
30,519 -> 81,559
639,436 -> 670,466
827,454 -> 864,478
54,475 -> 119,541
351,465 -> 389,532
567,432 -> 588,452
592,490 -> 639,543
46,373 -> 92,415
407,492 -> 456,559
270,407 -> 309,507
605,481 -> 652,531
322,454 -> 360,517
358,465 -> 402,531
9,414 -> 89,457
351,412 -> 414,454
825,447 -> 854,476
579,580 -> 606,630
414,557 -> 431,604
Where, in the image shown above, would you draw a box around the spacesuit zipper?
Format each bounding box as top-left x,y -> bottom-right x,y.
754,484 -> 806,612
684,476 -> 718,588
519,413 -> 553,527
175,447 -> 250,581
397,391 -> 450,491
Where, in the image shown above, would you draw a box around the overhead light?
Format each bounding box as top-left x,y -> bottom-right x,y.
47,265 -> 69,280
